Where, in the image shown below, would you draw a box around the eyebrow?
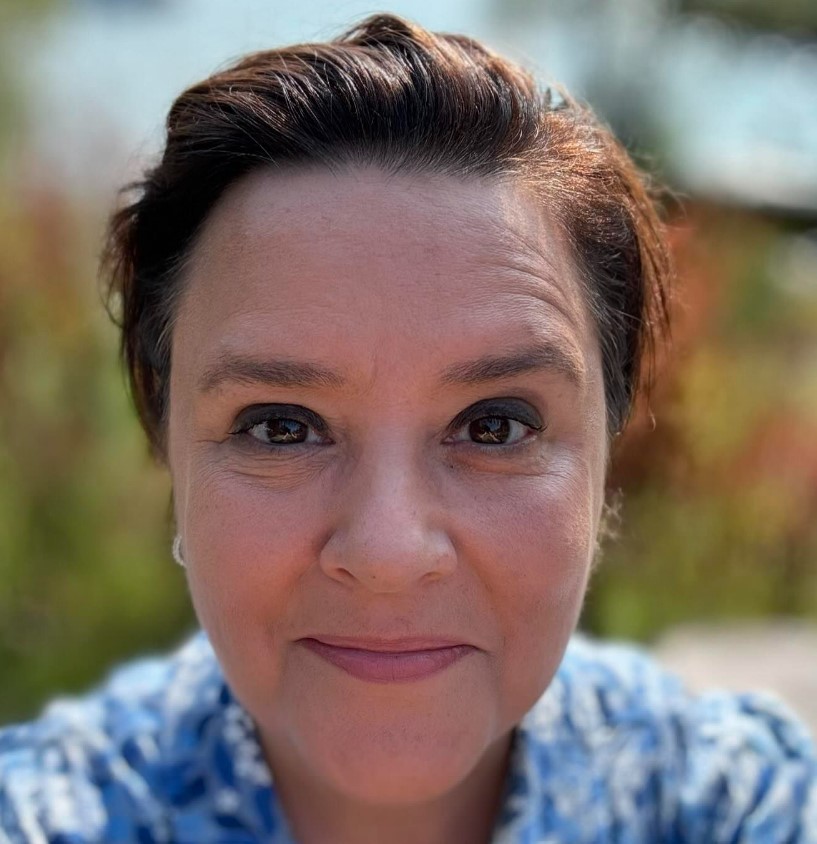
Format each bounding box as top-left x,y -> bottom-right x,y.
198,341 -> 584,395
198,354 -> 346,393
440,341 -> 585,387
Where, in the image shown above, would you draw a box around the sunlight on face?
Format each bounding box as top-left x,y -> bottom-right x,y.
168,166 -> 608,805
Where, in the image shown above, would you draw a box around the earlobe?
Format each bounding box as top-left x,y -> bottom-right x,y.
172,534 -> 186,567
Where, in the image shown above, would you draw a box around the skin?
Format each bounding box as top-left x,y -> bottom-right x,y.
167,166 -> 608,844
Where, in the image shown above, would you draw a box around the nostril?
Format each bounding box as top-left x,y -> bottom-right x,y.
317,459 -> 457,591
318,520 -> 457,593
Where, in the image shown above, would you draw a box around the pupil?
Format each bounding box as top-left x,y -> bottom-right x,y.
265,418 -> 307,443
470,416 -> 509,444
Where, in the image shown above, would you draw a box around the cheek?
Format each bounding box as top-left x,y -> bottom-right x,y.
180,464 -> 326,654
452,448 -> 597,719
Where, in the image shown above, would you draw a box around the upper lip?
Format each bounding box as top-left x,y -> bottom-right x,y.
301,635 -> 473,653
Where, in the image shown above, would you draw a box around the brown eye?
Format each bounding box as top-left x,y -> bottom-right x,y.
446,398 -> 545,449
230,404 -> 329,449
469,416 -> 511,444
252,418 -> 309,445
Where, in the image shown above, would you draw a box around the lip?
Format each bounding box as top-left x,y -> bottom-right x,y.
298,637 -> 476,683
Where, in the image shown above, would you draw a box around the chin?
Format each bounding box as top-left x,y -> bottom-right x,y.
319,735 -> 490,804
285,705 -> 501,805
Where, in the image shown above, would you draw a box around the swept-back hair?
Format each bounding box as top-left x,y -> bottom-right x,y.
103,13 -> 670,460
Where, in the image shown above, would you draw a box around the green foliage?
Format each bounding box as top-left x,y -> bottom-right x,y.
582,208 -> 817,641
679,0 -> 817,36
2,191 -> 815,723
0,2 -> 197,725
0,1 -> 815,722
0,0 -> 60,155
0,193 -> 195,723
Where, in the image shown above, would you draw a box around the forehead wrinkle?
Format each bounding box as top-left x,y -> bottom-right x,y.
477,257 -> 585,336
465,223 -> 588,335
182,170 -> 600,400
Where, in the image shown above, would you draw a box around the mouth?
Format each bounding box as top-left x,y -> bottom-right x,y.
298,637 -> 476,683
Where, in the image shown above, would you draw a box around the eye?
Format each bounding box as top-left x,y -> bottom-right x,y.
446,398 -> 545,448
248,417 -> 311,445
229,404 -> 329,448
466,415 -> 530,445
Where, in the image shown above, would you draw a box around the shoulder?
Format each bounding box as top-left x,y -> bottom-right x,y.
0,630 -> 224,843
510,634 -> 817,842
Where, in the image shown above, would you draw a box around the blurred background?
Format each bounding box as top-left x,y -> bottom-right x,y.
1,0 -> 816,727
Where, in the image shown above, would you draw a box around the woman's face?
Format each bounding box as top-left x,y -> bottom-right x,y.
168,167 -> 607,803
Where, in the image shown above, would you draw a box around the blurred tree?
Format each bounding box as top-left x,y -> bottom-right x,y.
0,0 -> 196,723
497,0 -> 817,35
1,0 -> 815,724
0,185 -> 196,723
0,0 -> 59,157
678,0 -> 817,36
582,204 -> 817,641
487,0 -> 678,180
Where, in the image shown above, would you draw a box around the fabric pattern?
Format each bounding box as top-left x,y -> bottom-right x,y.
1,630 -> 815,843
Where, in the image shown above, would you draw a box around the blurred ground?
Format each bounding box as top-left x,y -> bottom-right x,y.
655,619 -> 817,735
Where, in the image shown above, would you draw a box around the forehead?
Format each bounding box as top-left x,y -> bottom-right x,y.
176,166 -> 597,386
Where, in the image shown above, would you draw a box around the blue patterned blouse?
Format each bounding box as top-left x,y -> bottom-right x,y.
1,630 -> 815,843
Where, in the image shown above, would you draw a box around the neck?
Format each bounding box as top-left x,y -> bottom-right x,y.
266,731 -> 515,844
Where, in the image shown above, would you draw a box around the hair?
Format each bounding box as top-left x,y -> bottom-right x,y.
103,13 -> 670,461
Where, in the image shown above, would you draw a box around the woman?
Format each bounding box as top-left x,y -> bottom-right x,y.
1,14 -> 814,844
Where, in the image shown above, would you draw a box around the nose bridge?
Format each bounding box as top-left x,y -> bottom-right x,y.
319,435 -> 456,591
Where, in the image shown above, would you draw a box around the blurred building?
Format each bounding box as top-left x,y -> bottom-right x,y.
10,0 -> 817,218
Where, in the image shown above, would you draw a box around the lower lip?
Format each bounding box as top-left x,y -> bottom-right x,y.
299,639 -> 474,683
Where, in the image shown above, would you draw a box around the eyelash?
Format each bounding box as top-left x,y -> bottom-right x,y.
445,399 -> 545,449
228,399 -> 546,453
229,404 -> 330,452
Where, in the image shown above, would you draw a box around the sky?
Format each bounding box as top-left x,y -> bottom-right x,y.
10,0 -> 817,212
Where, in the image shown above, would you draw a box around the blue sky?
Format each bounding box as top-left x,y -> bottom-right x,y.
12,0 -> 817,212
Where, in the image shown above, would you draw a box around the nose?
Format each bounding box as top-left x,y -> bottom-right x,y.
318,444 -> 457,593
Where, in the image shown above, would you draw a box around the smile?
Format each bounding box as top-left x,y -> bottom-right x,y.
298,638 -> 476,683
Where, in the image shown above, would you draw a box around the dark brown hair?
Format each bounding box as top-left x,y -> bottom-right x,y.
103,13 -> 670,461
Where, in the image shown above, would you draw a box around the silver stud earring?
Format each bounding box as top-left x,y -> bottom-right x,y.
172,534 -> 186,568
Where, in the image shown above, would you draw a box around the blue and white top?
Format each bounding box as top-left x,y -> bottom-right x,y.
1,630 -> 815,843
